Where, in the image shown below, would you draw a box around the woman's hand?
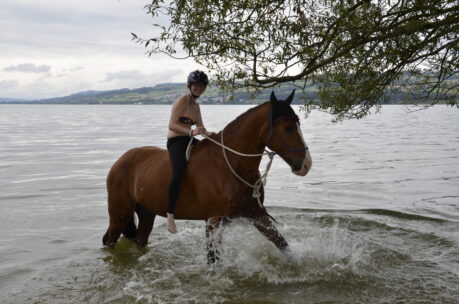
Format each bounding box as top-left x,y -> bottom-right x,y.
192,127 -> 208,136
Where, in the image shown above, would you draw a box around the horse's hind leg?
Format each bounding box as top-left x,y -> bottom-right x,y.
123,216 -> 137,239
102,196 -> 136,247
206,217 -> 226,264
134,203 -> 156,247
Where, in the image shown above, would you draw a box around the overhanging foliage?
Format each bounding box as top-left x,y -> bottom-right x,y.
134,0 -> 459,120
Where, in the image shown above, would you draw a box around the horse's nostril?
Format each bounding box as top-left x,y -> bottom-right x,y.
291,159 -> 303,171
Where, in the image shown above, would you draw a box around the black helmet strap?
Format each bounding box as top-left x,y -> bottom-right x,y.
190,91 -> 200,99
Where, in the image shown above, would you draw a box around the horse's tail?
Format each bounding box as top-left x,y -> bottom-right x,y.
103,148 -> 139,246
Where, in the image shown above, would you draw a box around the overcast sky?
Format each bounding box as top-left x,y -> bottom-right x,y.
0,0 -> 202,99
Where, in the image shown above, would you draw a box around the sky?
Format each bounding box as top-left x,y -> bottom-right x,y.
0,0 -> 202,100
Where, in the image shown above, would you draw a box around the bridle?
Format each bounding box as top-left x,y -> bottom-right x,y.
265,105 -> 309,155
187,104 -> 309,209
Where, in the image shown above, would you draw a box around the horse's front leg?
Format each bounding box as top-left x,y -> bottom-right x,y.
205,217 -> 225,264
252,212 -> 289,253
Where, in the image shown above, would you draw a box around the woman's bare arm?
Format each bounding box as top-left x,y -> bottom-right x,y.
168,97 -> 191,135
195,104 -> 208,135
196,104 -> 205,128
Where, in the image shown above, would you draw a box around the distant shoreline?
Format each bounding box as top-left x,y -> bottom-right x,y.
0,101 -> 443,106
0,101 -> 269,105
1,82 -> 444,105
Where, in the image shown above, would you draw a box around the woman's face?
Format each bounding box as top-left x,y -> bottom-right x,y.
190,83 -> 206,97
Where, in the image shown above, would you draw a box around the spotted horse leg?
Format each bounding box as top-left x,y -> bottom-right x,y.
205,216 -> 227,264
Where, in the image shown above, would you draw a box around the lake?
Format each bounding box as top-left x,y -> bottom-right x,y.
0,104 -> 458,303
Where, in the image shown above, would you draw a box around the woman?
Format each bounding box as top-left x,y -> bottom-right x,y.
166,70 -> 209,234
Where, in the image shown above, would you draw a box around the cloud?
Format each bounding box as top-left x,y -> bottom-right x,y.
104,68 -> 185,87
0,80 -> 20,98
105,70 -> 145,81
0,1 -> 205,99
0,79 -> 18,89
65,66 -> 84,72
3,63 -> 51,73
0,0 -> 160,58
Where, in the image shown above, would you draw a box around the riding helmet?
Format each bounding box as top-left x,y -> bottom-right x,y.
187,70 -> 209,86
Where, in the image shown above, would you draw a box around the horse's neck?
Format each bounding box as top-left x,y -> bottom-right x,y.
221,104 -> 270,176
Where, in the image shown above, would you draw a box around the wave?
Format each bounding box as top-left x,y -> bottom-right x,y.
359,208 -> 448,223
269,206 -> 452,223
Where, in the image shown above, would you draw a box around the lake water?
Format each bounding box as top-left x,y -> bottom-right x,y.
0,104 -> 458,304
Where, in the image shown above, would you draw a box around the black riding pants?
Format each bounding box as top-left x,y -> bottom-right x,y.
166,136 -> 196,214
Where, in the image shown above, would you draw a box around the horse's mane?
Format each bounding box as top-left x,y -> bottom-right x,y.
195,102 -> 268,148
207,102 -> 269,140
196,97 -> 296,151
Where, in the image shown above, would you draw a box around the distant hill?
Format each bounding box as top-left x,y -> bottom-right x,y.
1,79 -> 452,105
29,85 -> 179,105
1,83 -> 309,105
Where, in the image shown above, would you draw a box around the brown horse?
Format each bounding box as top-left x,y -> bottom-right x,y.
103,90 -> 312,263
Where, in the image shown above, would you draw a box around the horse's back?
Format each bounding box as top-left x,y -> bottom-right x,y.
107,146 -> 168,193
107,143 -> 235,219
108,145 -> 165,175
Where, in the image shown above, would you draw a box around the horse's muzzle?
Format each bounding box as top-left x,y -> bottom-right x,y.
292,151 -> 312,176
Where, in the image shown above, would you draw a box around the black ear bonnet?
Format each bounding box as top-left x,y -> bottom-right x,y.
269,90 -> 299,125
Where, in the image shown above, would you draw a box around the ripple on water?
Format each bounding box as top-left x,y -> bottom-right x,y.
1,105 -> 459,304
1,207 -> 458,304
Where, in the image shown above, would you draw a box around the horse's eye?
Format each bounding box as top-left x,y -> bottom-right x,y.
284,126 -> 294,133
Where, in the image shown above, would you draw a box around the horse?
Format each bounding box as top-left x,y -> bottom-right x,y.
102,90 -> 312,263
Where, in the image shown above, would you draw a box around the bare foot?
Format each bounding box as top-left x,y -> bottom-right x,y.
167,213 -> 177,234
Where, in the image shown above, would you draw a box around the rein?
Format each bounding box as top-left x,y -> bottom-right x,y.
218,132 -> 275,208
185,105 -> 308,209
185,132 -> 274,209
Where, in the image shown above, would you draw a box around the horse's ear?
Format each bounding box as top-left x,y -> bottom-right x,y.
270,91 -> 278,104
285,89 -> 295,104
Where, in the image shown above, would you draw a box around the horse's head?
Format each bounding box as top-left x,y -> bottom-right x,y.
266,90 -> 312,176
